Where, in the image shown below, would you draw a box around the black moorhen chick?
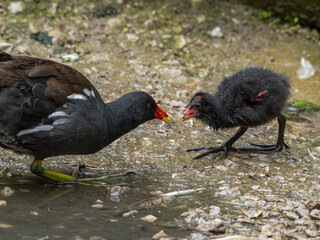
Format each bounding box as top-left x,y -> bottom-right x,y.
0,52 -> 170,182
181,67 -> 290,159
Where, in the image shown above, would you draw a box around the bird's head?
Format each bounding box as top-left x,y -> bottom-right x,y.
181,92 -> 213,121
130,92 -> 170,123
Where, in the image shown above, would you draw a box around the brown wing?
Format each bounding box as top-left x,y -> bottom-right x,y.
0,52 -> 97,135
0,52 -> 95,105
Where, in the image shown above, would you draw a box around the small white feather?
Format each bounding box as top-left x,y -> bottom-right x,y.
48,111 -> 69,119
90,89 -> 96,97
17,125 -> 54,137
67,94 -> 87,100
53,119 -> 70,126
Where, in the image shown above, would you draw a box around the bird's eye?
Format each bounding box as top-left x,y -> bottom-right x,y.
147,103 -> 153,110
194,103 -> 201,109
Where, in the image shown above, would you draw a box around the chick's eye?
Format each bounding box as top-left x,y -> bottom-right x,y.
147,102 -> 153,110
193,103 -> 201,109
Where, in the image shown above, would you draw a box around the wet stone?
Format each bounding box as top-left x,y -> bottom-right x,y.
152,230 -> 167,239
190,232 -> 205,240
91,203 -> 103,209
284,211 -> 299,220
89,236 -> 106,240
1,186 -> 15,197
310,209 -> 320,220
305,229 -> 318,237
243,209 -> 262,219
0,42 -> 13,52
265,195 -> 285,203
282,201 -> 296,211
295,205 -> 309,218
8,2 -> 23,14
216,187 -> 241,198
307,199 -> 320,210
209,206 -> 221,217
196,219 -> 225,233
141,214 -> 157,223
122,210 -> 138,217
61,53 -> 79,62
0,200 -> 7,207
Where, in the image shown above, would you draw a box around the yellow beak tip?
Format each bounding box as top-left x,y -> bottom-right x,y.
162,116 -> 171,123
180,114 -> 188,121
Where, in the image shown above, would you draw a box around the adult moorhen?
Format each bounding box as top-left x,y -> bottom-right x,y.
181,67 -> 290,159
0,52 -> 170,182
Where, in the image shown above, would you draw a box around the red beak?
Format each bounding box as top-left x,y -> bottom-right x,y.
181,106 -> 197,121
155,105 -> 170,122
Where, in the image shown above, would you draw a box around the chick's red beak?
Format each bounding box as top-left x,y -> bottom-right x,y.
181,106 -> 197,121
155,105 -> 170,122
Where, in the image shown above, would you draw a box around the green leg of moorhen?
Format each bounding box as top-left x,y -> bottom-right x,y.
31,159 -> 76,182
30,159 -> 134,184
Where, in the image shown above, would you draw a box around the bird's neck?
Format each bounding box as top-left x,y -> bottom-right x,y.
103,99 -> 142,145
203,95 -> 225,130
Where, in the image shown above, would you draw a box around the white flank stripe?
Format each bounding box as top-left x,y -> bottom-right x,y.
67,94 -> 87,100
48,111 -> 69,119
90,89 -> 96,97
17,125 -> 54,137
53,119 -> 70,126
83,88 -> 96,98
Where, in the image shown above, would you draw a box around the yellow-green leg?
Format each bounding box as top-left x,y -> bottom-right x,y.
30,159 -> 134,185
31,159 -> 76,182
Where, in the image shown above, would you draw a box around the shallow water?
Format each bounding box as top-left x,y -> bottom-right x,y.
0,0 -> 320,239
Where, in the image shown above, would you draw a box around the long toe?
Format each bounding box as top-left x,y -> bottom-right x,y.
236,145 -> 284,154
248,143 -> 277,148
186,147 -> 216,152
193,146 -> 226,159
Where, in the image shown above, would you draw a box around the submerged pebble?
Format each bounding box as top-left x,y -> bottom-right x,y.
141,214 -> 157,223
1,187 -> 15,197
0,200 -> 7,207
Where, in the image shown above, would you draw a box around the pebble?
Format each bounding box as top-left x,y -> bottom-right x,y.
122,210 -> 138,217
173,35 -> 187,49
1,186 -> 15,197
141,214 -> 157,223
15,45 -> 30,54
0,200 -> 7,207
216,187 -> 241,198
315,146 -> 320,154
126,33 -> 139,42
190,233 -> 205,240
197,15 -> 206,23
305,229 -> 318,237
243,209 -> 262,219
30,211 -> 39,216
8,2 -> 23,14
0,223 -> 13,228
196,219 -> 225,233
0,42 -> 13,52
91,203 -> 103,209
61,53 -> 79,62
210,26 -> 223,38
310,209 -> 320,220
107,18 -> 122,28
284,211 -> 299,220
295,205 -> 309,218
209,206 -> 221,217
89,236 -> 106,240
152,230 -> 167,239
